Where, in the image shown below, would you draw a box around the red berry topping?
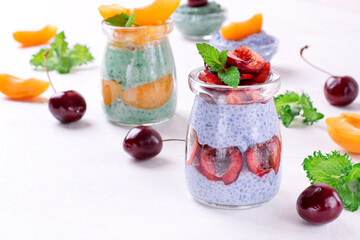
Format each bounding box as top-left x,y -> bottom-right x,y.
227,46 -> 265,75
246,136 -> 281,177
297,183 -> 343,225
253,62 -> 271,83
198,71 -> 223,85
199,145 -> 243,184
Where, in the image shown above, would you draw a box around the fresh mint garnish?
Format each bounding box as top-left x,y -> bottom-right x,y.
303,151 -> 360,212
30,32 -> 94,74
105,13 -> 139,27
274,91 -> 324,127
196,43 -> 240,89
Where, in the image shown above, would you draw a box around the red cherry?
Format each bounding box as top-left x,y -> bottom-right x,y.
227,46 -> 265,75
49,90 -> 86,123
324,76 -> 358,106
123,126 -> 163,160
187,0 -> 207,7
297,183 -> 343,225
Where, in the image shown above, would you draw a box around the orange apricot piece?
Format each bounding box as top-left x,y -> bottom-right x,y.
220,13 -> 263,41
119,74 -> 174,110
102,80 -> 122,106
133,0 -> 181,25
99,4 -> 130,20
326,113 -> 360,153
0,74 -> 50,99
13,25 -> 57,47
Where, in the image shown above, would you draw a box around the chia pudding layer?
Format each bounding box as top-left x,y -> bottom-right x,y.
210,31 -> 278,61
186,95 -> 281,207
172,2 -> 226,38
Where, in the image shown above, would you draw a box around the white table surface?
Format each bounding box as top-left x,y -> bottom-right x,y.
0,0 -> 359,239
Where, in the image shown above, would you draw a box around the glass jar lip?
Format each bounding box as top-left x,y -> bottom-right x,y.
101,19 -> 173,31
173,7 -> 227,17
189,66 -> 280,90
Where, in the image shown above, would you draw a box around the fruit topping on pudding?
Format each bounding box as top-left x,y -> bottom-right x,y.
246,136 -> 281,177
220,14 -> 263,41
196,43 -> 271,88
199,145 -> 243,185
187,0 -> 208,7
99,0 -> 181,26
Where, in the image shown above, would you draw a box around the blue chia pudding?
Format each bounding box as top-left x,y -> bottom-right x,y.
210,31 -> 278,61
185,96 -> 281,207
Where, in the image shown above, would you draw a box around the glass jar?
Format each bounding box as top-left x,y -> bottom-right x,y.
101,21 -> 177,125
185,67 -> 281,208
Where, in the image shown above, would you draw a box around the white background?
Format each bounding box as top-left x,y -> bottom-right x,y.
0,0 -> 359,239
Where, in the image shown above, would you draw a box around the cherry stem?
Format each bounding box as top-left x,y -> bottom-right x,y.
300,45 -> 333,76
44,51 -> 57,93
162,139 -> 185,142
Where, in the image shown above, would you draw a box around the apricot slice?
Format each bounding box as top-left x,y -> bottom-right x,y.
133,0 -> 181,26
220,13 -> 263,41
0,74 -> 50,99
99,4 -> 131,20
102,80 -> 122,106
119,74 -> 174,110
326,113 -> 360,153
13,25 -> 57,47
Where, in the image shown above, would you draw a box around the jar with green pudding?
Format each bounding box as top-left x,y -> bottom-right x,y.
173,1 -> 227,40
101,21 -> 177,125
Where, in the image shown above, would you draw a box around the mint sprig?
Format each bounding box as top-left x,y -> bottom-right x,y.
30,32 -> 94,74
274,91 -> 324,127
196,43 -> 240,89
303,151 -> 360,212
105,13 -> 139,27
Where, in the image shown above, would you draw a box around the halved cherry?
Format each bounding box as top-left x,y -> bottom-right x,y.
246,136 -> 281,177
227,46 -> 265,75
241,74 -> 254,80
198,71 -> 223,85
253,62 -> 270,83
199,145 -> 243,184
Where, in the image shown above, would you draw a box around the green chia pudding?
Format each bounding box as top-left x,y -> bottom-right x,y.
102,37 -> 177,125
172,2 -> 226,39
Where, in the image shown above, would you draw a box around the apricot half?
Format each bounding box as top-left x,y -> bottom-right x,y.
120,74 -> 174,110
102,80 -> 122,106
220,13 -> 262,41
99,4 -> 130,20
13,25 -> 57,47
326,113 -> 360,153
133,0 -> 181,25
0,74 -> 50,99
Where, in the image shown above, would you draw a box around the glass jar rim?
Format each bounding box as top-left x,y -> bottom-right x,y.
173,7 -> 227,17
102,19 -> 173,31
189,66 -> 280,90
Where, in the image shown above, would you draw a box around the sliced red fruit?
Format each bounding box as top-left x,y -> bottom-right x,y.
253,62 -> 271,83
226,90 -> 245,105
186,129 -> 199,166
246,136 -> 281,177
227,46 -> 265,75
241,73 -> 254,80
198,71 -> 207,82
198,71 -> 223,85
199,145 -> 243,184
239,79 -> 257,86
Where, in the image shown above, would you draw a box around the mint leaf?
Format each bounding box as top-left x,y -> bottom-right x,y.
219,50 -> 228,67
274,91 -> 300,113
337,164 -> 360,211
209,64 -> 223,73
303,151 -> 353,189
30,32 -> 94,74
280,105 -> 301,127
105,13 -> 128,26
218,66 -> 240,89
196,43 -> 221,67
125,13 -> 136,27
300,93 -> 324,124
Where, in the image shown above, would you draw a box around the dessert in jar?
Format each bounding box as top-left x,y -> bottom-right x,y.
99,1 -> 180,125
185,44 -> 281,208
210,14 -> 278,61
172,0 -> 227,40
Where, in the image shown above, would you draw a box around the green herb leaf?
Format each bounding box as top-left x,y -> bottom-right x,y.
218,66 -> 240,89
105,13 -> 129,27
337,164 -> 360,212
196,43 -> 221,67
209,64 -> 223,73
300,93 -> 324,124
125,13 -> 136,27
30,32 -> 94,74
303,151 -> 353,189
219,50 -> 228,67
280,104 -> 301,127
274,91 -> 300,113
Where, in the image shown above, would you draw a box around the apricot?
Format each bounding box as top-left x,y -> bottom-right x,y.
220,13 -> 263,41
326,113 -> 360,153
98,4 -> 131,20
13,25 -> 57,47
0,74 -> 50,99
119,74 -> 174,110
133,0 -> 181,25
102,80 -> 122,106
